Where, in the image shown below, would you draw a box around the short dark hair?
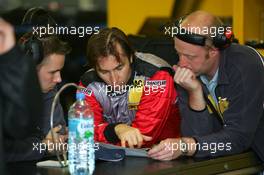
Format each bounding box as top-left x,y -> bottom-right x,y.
40,35 -> 71,58
86,27 -> 134,69
19,33 -> 71,65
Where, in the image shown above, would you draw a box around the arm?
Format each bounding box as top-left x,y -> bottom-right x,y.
131,70 -> 181,147
173,66 -> 214,136
173,65 -> 213,136
83,89 -> 150,147
84,88 -> 152,148
178,86 -> 214,136
5,124 -> 67,162
41,89 -> 66,136
173,65 -> 206,110
4,137 -> 45,162
193,58 -> 264,158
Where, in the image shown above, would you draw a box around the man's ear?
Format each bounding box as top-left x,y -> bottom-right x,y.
129,55 -> 133,63
209,47 -> 219,58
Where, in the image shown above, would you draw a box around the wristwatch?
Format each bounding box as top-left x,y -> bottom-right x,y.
180,138 -> 189,156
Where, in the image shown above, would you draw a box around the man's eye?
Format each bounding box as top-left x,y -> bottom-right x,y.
186,55 -> 196,60
116,66 -> 123,70
100,71 -> 108,74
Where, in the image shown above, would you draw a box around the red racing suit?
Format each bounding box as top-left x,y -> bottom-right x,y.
80,52 -> 181,147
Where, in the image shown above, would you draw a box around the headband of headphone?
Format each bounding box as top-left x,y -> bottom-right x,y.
174,15 -> 234,49
20,7 -> 57,64
22,7 -> 57,26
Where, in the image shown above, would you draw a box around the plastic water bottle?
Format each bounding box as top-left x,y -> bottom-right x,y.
68,92 -> 95,175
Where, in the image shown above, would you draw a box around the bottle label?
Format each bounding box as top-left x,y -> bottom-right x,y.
68,118 -> 94,150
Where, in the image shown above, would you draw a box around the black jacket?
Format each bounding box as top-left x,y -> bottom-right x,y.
179,44 -> 264,161
0,46 -> 42,173
3,89 -> 66,162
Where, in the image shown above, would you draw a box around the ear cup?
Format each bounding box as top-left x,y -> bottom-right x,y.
213,33 -> 228,48
22,35 -> 44,64
213,29 -> 234,49
30,39 -> 43,64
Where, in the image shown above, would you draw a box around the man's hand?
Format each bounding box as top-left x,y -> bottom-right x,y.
115,124 -> 152,148
173,65 -> 206,110
148,137 -> 196,161
0,18 -> 15,55
42,125 -> 68,153
148,138 -> 182,161
173,65 -> 201,92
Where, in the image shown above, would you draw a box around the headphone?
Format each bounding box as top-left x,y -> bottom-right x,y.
174,15 -> 234,49
19,7 -> 57,64
20,32 -> 44,64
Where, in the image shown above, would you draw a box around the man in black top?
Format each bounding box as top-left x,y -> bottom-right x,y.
0,18 -> 42,173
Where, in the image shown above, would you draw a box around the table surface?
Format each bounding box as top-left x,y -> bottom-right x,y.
6,151 -> 264,175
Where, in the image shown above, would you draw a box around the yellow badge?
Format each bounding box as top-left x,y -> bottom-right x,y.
206,94 -> 229,123
218,97 -> 229,114
128,76 -> 145,110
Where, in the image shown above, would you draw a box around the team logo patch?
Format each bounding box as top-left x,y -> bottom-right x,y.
80,88 -> 93,96
145,80 -> 166,86
133,75 -> 145,88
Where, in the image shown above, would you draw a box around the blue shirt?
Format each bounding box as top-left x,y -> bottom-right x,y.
200,69 -> 219,103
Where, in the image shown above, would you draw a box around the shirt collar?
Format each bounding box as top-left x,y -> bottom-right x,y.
200,46 -> 231,86
200,68 -> 219,86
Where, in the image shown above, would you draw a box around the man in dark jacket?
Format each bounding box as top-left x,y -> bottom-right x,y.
1,7 -> 72,161
0,18 -> 42,173
4,32 -> 71,162
148,11 -> 264,163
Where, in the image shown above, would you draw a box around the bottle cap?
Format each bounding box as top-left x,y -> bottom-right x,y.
76,92 -> 85,100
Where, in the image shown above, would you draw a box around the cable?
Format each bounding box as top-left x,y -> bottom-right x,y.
50,83 -> 85,167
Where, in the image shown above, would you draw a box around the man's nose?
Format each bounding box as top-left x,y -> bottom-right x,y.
178,57 -> 189,67
109,72 -> 118,85
54,72 -> 62,83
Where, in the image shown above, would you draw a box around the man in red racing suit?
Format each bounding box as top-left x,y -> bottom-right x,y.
80,27 -> 180,148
